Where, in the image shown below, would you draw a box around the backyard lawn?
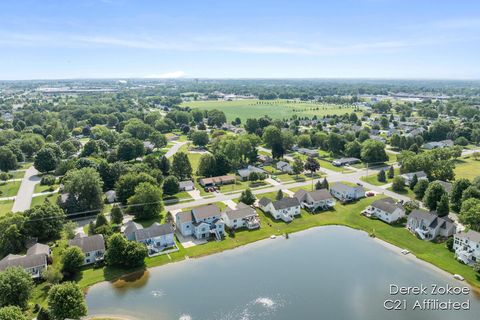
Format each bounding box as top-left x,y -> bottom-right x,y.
0,181 -> 21,197
454,157 -> 480,180
182,99 -> 356,122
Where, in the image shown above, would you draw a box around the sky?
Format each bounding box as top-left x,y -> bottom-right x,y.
0,0 -> 480,80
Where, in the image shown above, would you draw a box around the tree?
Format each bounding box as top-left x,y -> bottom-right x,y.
315,180 -> 322,190
197,153 -> 217,177
409,174 -> 418,190
276,190 -> 284,200
304,156 -> 320,176
62,167 -> 104,213
42,266 -> 63,284
0,267 -> 33,309
63,221 -> 77,239
360,139 -> 388,164
163,176 -> 180,195
158,155 -> 171,176
34,147 -> 58,173
80,140 -> 99,157
207,109 -> 226,127
292,158 -> 304,177
127,182 -> 163,219
345,141 -> 361,159
459,198 -> 480,231
423,181 -> 446,212
392,176 -> 405,192
116,172 -> 156,204
95,213 -> 108,228
190,131 -> 209,147
0,213 -> 27,256
0,306 -> 28,320
413,179 -> 429,200
24,202 -> 65,241
437,193 -> 450,217
117,138 -> 145,161
262,126 -> 284,158
110,205 -> 123,225
0,147 -> 17,172
388,166 -> 395,179
61,246 -> 85,274
171,152 -> 192,180
377,169 -> 386,182
48,282 -> 87,320
105,233 -> 147,268
321,178 -> 329,190
149,132 -> 167,149
239,188 -> 256,205
450,179 -> 472,212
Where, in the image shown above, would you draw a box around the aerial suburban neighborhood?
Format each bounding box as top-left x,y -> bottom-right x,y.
1,0 -> 480,319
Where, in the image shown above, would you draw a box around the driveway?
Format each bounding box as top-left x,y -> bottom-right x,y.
165,141 -> 188,158
12,166 -> 40,212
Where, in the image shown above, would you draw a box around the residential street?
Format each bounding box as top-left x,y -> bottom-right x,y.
12,166 -> 40,212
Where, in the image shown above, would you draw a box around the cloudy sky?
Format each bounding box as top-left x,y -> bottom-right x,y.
1,0 -> 479,79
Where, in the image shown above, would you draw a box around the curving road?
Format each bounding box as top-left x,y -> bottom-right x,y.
12,166 -> 41,212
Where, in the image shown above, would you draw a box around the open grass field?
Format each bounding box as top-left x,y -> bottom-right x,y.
34,183 -> 59,194
360,167 -> 400,186
454,157 -> 480,180
0,181 -> 21,197
182,99 -> 356,122
0,200 -> 13,216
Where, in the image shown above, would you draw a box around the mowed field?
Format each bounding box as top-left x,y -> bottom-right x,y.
182,99 -> 356,122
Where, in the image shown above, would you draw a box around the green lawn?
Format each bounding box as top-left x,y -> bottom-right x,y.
30,193 -> 59,208
8,170 -> 26,179
454,157 -> 480,180
182,99 -> 356,122
360,168 -> 400,186
0,181 -> 21,197
0,200 -> 13,216
387,151 -> 398,164
163,191 -> 193,204
387,186 -> 416,199
34,183 -> 59,194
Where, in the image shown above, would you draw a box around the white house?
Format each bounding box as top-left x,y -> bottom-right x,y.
400,171 -> 428,185
237,165 -> 267,181
68,234 -> 106,265
329,182 -> 365,202
406,209 -> 456,241
176,204 -> 225,240
363,197 -> 405,224
422,139 -> 454,150
453,230 -> 480,265
222,202 -> 260,230
293,189 -> 335,212
179,180 -> 195,191
0,243 -> 50,279
258,197 -> 301,222
123,221 -> 175,256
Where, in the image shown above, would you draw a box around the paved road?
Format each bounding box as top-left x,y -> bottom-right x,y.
461,148 -> 480,157
12,166 -> 40,212
165,141 -> 189,158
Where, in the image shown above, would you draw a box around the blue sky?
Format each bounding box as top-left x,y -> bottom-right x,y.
1,0 -> 479,80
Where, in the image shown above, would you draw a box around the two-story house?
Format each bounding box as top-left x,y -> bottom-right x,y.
258,197 -> 301,222
293,189 -> 335,212
176,204 -> 225,240
407,209 -> 456,241
330,182 -> 365,202
453,230 -> 480,265
222,202 -> 260,230
68,234 -> 106,265
363,197 -> 405,224
0,243 -> 50,279
123,221 -> 175,256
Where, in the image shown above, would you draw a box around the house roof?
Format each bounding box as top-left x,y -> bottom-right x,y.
26,243 -> 50,256
224,206 -> 256,220
176,210 -> 193,223
134,223 -> 174,241
409,209 -> 440,228
123,221 -> 143,236
258,197 -> 272,207
0,254 -> 47,271
294,189 -> 333,202
272,197 -> 300,210
68,234 -> 105,253
434,180 -> 453,194
199,175 -> 236,185
330,182 -> 364,193
456,230 -> 480,243
191,204 -> 221,221
401,171 -> 427,179
179,180 -> 194,188
371,197 -> 403,214
237,166 -> 266,178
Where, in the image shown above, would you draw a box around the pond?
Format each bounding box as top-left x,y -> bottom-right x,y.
86,226 -> 479,320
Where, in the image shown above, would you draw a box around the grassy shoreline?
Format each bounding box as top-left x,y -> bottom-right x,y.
32,194 -> 480,307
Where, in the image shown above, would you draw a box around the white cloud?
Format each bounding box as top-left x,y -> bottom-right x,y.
145,71 -> 186,78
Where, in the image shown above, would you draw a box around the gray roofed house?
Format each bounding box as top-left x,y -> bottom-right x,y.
258,197 -> 272,207
123,221 -> 143,241
68,234 -> 105,265
407,209 -> 456,240
128,222 -> 175,256
400,171 -> 428,184
179,180 -> 195,191
294,189 -> 336,212
272,197 -> 301,210
332,157 -> 361,167
422,139 -> 454,150
434,180 -> 453,194
258,196 -> 301,222
222,203 -> 260,230
134,223 -> 174,242
237,165 -> 267,181
276,161 -> 293,174
191,204 -> 222,221
0,243 -> 50,278
297,148 -> 319,157
330,182 -> 365,202
364,197 -> 406,223
453,230 -> 480,265
175,204 -> 225,240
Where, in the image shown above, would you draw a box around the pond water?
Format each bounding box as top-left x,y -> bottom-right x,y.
86,226 -> 479,320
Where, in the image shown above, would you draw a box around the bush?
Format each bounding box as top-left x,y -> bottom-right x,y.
40,175 -> 56,186
391,176 -> 405,192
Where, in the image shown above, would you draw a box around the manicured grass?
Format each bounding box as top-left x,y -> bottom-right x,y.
34,183 -> 59,194
0,181 -> 21,197
0,200 -> 13,216
30,193 -> 59,208
387,151 -> 398,164
19,162 -> 33,169
360,168 -> 400,186
8,170 -> 25,179
182,99 -> 355,122
318,159 -> 353,173
454,157 -> 480,180
387,186 -> 416,199
163,191 -> 193,204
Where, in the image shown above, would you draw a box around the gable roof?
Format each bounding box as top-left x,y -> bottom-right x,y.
330,182 -> 364,193
434,180 -> 453,194
0,254 -> 47,271
26,243 -> 50,256
401,171 -> 427,180
68,234 -> 105,253
258,197 -> 272,207
224,206 -> 256,220
272,197 -> 300,210
123,221 -> 143,236
456,229 -> 480,243
191,204 -> 221,221
134,223 -> 174,241
371,197 -> 403,214
294,189 -> 333,202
